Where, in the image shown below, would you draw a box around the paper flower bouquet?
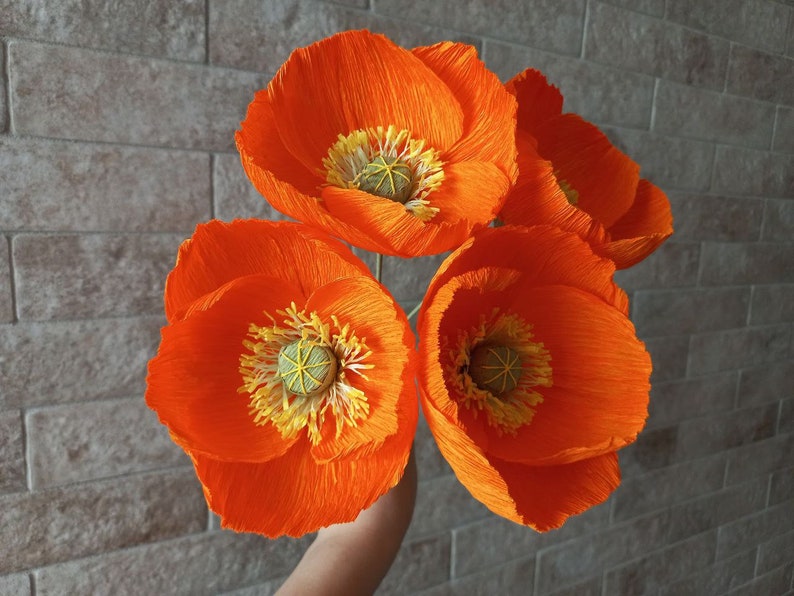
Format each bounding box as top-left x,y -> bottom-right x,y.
145,30 -> 672,537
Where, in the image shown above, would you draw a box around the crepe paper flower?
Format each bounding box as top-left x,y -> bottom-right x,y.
499,68 -> 673,269
417,225 -> 651,531
146,219 -> 417,537
235,29 -> 518,258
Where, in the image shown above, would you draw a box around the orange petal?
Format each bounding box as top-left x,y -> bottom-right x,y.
489,452 -> 620,532
413,41 -> 518,181
192,430 -> 412,537
301,277 -> 418,463
427,161 -> 512,224
147,274 -> 301,462
603,179 -> 674,269
235,90 -> 321,197
320,185 -> 473,257
269,30 -> 464,173
534,114 -> 640,228
164,219 -> 369,323
500,133 -> 608,248
420,396 -> 620,531
486,285 -> 651,465
506,68 -> 564,135
423,226 -> 628,317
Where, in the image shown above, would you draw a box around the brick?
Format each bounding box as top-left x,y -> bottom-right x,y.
612,453 -> 725,521
632,287 -> 750,337
419,557 -> 534,596
603,531 -> 716,595
699,243 -> 794,286
643,335 -> 689,383
716,499 -> 794,560
213,153 -> 287,222
712,146 -> 794,199
378,535 -> 451,595
209,0 -> 480,72
27,397 -> 188,490
646,372 -> 737,429
738,360 -> 794,406
763,199 -> 794,242
0,411 -> 26,495
13,233 -> 184,321
544,576 -> 602,596
586,2 -> 728,89
603,128 -> 714,192
769,467 -> 794,505
658,549 -> 756,596
0,44 -> 6,134
535,512 -> 668,594
757,530 -> 794,575
667,479 -> 768,542
0,316 -> 162,409
0,469 -> 206,573
0,137 -> 211,233
727,44 -> 794,105
666,0 -> 790,54
453,505 -> 608,578
0,0 -> 204,61
406,475 -> 489,541
781,398 -> 794,434
382,253 -> 447,304
725,434 -> 794,486
653,80 -> 776,149
0,239 -> 13,324
9,41 -> 260,152
667,193 -> 763,242
750,285 -> 794,326
613,242 -> 700,291
34,532 -> 311,596
599,0 -> 664,16
774,106 -> 794,153
0,574 -> 30,596
218,579 -> 283,596
726,563 -> 794,595
618,425 -> 679,476
484,41 -> 654,128
675,404 -> 778,460
374,0 -> 586,56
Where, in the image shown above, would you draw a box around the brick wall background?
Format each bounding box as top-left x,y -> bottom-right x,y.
1,1 -> 792,594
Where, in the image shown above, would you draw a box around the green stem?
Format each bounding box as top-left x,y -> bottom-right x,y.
405,301 -> 422,322
375,253 -> 383,283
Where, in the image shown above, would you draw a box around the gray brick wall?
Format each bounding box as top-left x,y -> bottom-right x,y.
1,1 -> 792,594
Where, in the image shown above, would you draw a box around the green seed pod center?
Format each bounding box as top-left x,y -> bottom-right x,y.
355,155 -> 413,203
278,340 -> 338,396
469,344 -> 522,396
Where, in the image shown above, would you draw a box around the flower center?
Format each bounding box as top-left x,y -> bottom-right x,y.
277,339 -> 338,396
355,155 -> 413,203
445,309 -> 552,435
239,304 -> 372,444
469,344 -> 522,395
322,125 -> 444,222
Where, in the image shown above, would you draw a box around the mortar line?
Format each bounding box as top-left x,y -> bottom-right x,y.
204,0 -> 211,65
580,0 -> 591,60
3,39 -> 14,135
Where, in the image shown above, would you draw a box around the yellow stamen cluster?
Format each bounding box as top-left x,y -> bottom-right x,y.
553,169 -> 579,206
239,303 -> 372,445
322,125 -> 444,221
445,308 -> 553,435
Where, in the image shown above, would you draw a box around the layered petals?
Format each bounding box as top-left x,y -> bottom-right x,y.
501,68 -> 672,269
146,219 -> 417,537
418,226 -> 650,530
236,30 -> 518,257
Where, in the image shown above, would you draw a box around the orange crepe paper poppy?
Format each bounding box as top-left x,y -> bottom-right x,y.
236,30 -> 518,258
500,69 -> 673,269
417,225 -> 651,531
146,219 -> 417,537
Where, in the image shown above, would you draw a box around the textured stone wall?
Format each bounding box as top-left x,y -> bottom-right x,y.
1,1 -> 792,594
